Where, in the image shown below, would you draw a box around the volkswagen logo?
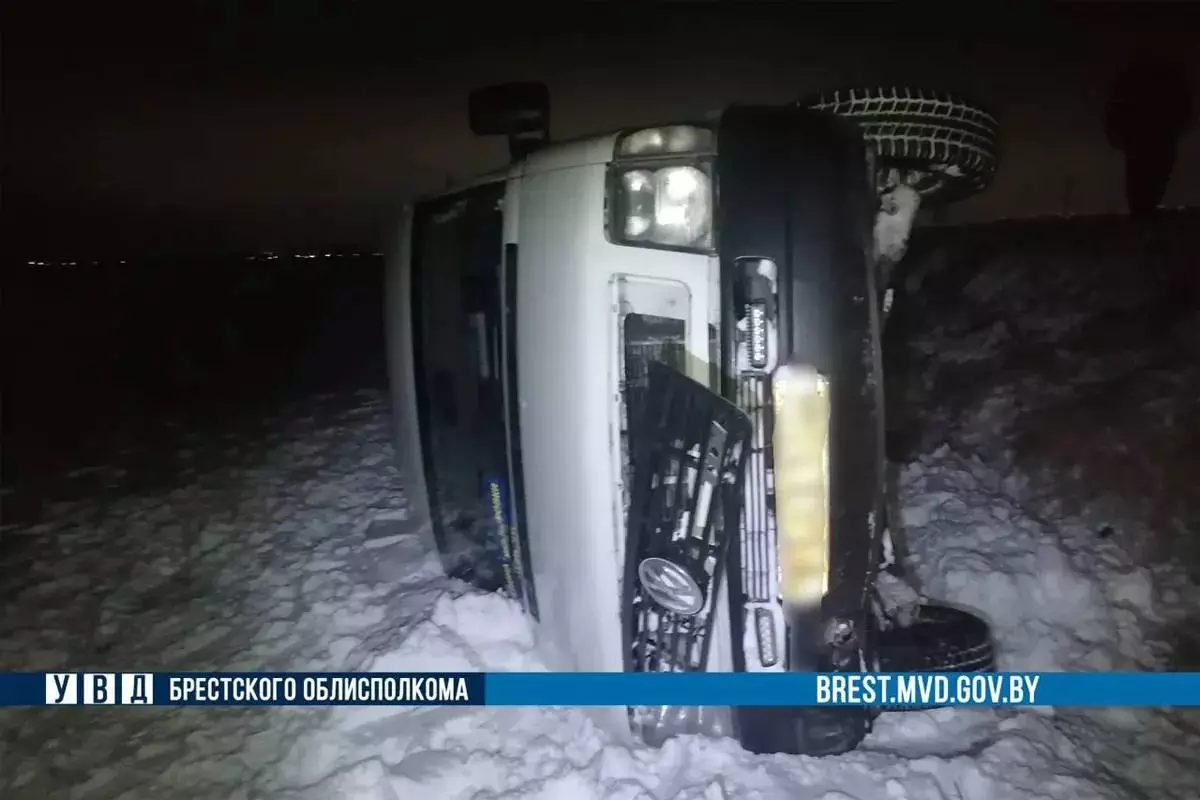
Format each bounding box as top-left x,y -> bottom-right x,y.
638,557 -> 704,615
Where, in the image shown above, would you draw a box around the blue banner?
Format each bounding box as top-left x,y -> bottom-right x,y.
18,672 -> 483,707
5,671 -> 1200,707
485,672 -> 1200,707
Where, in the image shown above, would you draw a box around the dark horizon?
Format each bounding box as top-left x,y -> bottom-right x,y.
14,204 -> 1200,266
13,249 -> 387,265
5,4 -> 1199,257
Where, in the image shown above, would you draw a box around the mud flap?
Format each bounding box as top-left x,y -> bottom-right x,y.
622,361 -> 753,744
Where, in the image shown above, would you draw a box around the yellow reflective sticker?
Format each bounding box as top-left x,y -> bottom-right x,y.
772,364 -> 831,605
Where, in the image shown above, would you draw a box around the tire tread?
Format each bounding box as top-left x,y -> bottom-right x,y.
802,87 -> 1001,203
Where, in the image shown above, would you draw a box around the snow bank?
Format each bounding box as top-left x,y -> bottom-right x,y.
3,211 -> 1199,799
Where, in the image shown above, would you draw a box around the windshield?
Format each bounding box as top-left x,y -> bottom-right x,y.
410,183 -> 511,591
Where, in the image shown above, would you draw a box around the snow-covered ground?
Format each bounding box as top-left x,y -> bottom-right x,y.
2,213 -> 1198,799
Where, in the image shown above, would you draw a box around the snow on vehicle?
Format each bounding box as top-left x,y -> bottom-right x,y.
385,83 -> 1003,755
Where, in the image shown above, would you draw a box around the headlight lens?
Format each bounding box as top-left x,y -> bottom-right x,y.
614,165 -> 713,250
617,125 -> 715,157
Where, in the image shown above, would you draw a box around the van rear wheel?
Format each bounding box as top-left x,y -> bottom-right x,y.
873,602 -> 995,674
735,706 -> 872,757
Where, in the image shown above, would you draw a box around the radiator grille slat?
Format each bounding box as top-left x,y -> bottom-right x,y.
737,374 -> 778,603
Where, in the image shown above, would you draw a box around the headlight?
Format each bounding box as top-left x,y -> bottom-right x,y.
608,125 -> 715,252
612,165 -> 713,250
617,125 -> 715,157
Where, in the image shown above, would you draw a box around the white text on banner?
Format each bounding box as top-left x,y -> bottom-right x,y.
4,671 -> 1200,707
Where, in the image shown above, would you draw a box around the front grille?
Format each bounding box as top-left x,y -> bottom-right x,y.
620,321 -> 688,525
619,316 -> 720,525
625,339 -> 687,436
728,258 -> 787,672
615,282 -> 787,673
622,361 -> 752,674
736,374 -> 777,602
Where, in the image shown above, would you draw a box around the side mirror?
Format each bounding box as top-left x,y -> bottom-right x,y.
468,82 -> 551,161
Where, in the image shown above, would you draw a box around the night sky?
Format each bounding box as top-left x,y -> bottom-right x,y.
5,3 -> 1198,257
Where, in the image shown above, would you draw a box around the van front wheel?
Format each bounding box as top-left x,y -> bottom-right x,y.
802,87 -> 1001,205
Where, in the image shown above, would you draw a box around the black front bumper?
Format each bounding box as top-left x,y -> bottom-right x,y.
716,105 -> 887,754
